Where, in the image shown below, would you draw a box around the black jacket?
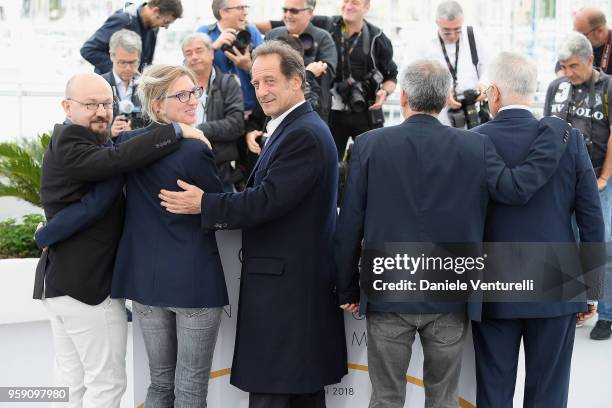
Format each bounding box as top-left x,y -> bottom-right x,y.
34,123 -> 179,305
198,67 -> 245,184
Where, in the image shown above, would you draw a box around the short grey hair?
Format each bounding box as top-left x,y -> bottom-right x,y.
558,32 -> 593,63
400,59 -> 451,113
181,32 -> 214,52
436,1 -> 463,20
487,52 -> 537,101
211,0 -> 228,20
109,29 -> 142,55
305,0 -> 316,9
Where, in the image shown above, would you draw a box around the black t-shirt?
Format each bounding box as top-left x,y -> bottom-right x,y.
544,70 -> 612,167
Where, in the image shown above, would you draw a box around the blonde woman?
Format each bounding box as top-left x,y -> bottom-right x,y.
37,65 -> 228,407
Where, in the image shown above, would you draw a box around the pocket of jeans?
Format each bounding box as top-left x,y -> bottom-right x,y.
171,307 -> 210,318
133,303 -> 153,317
432,313 -> 466,345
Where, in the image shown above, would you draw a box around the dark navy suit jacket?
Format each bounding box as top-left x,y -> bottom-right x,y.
475,108 -> 604,318
335,114 -> 571,318
36,124 -> 228,309
201,102 -> 348,393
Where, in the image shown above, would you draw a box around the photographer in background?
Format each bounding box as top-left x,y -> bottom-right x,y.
328,0 -> 397,160
418,1 -> 490,128
80,0 -> 183,74
182,33 -> 245,192
196,0 -> 263,112
103,29 -> 147,138
255,0 -> 398,160
265,0 -> 337,124
544,32 -> 612,341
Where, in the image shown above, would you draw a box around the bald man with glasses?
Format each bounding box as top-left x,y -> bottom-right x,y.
574,7 -> 612,75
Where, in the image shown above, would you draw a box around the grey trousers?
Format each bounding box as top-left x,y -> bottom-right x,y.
366,311 -> 468,408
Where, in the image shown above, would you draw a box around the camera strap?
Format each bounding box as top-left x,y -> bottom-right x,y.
439,34 -> 459,89
340,27 -> 363,81
467,26 -> 480,78
600,30 -> 612,73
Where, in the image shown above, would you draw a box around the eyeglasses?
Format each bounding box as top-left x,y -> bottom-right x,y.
114,59 -> 139,67
582,25 -> 602,37
224,5 -> 249,11
282,7 -> 311,14
160,86 -> 204,103
440,28 -> 462,37
67,98 -> 114,111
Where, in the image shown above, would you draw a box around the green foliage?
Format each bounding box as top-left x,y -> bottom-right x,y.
0,133 -> 50,208
0,214 -> 44,259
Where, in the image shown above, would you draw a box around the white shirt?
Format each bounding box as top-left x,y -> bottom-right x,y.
112,70 -> 135,102
264,100 -> 307,146
196,69 -> 216,124
416,26 -> 490,126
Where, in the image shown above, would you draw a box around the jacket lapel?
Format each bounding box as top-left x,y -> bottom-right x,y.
246,102 -> 313,186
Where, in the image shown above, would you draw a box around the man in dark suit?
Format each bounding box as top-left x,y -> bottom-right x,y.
35,72 -> 205,407
471,52 -> 604,407
334,59 -> 571,408
159,41 -> 347,407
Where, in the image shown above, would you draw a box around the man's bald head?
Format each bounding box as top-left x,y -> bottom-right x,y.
574,7 -> 609,48
65,72 -> 112,99
62,72 -> 114,139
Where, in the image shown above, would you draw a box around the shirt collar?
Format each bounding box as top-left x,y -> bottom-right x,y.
499,104 -> 531,112
265,100 -> 306,136
112,70 -> 134,93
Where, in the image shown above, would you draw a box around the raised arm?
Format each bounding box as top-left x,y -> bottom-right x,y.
57,123 -> 180,182
484,116 -> 571,205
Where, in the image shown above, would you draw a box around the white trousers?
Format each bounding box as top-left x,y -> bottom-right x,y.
42,296 -> 127,408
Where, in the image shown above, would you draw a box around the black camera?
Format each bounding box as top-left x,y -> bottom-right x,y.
298,33 -> 317,57
118,99 -> 146,129
448,89 -> 481,129
336,76 -> 367,113
221,30 -> 252,54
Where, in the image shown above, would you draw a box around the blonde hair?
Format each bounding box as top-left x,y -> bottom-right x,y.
137,64 -> 198,123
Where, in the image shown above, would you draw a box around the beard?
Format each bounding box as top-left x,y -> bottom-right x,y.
89,117 -> 111,142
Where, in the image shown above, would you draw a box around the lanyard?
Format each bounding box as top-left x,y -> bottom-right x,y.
340,29 -> 363,80
439,35 -> 460,89
599,30 -> 612,72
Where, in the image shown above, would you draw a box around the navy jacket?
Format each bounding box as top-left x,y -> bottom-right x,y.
335,114 -> 571,318
475,108 -> 604,318
36,124 -> 228,308
80,4 -> 157,74
201,102 -> 347,393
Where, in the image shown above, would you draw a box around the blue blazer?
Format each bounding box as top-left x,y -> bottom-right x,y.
335,114 -> 572,318
36,124 -> 228,309
474,108 -> 604,318
201,102 -> 347,394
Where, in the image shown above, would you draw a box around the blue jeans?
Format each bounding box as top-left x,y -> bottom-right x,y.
598,186 -> 612,321
133,302 -> 222,408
